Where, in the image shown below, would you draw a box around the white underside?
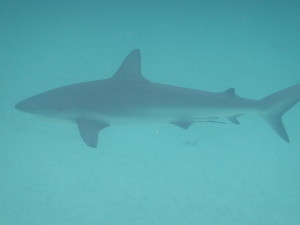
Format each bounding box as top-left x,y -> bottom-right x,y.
75,106 -> 257,125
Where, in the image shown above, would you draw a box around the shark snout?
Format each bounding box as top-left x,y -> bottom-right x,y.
15,94 -> 65,116
15,100 -> 28,112
15,97 -> 41,113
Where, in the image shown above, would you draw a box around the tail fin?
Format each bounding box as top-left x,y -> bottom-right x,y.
259,84 -> 300,142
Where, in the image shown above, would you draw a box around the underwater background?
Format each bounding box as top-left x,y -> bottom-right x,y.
1,0 -> 300,224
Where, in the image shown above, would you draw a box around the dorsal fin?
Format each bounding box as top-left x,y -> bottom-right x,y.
222,88 -> 237,98
112,49 -> 147,81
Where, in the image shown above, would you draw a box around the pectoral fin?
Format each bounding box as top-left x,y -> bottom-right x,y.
77,119 -> 110,148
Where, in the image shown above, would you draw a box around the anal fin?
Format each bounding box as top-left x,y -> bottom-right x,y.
77,118 -> 110,148
227,115 -> 241,125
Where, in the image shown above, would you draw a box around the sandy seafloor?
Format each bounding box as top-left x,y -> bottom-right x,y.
1,0 -> 300,224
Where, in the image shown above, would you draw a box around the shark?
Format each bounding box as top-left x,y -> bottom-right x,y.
15,49 -> 300,148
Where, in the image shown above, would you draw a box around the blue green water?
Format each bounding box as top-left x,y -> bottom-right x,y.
1,0 -> 300,224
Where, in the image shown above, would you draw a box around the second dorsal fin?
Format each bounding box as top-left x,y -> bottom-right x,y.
112,49 -> 147,81
222,88 -> 240,98
223,88 -> 235,97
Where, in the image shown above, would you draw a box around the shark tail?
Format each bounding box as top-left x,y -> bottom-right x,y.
258,84 -> 300,142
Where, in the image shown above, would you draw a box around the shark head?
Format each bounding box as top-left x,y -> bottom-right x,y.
15,87 -> 78,118
16,93 -> 49,114
15,49 -> 144,123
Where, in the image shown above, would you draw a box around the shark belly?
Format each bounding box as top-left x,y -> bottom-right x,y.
83,99 -> 257,126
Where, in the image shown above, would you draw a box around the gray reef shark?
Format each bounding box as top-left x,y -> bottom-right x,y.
15,49 -> 300,148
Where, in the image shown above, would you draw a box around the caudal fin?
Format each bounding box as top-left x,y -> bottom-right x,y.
259,84 -> 300,142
